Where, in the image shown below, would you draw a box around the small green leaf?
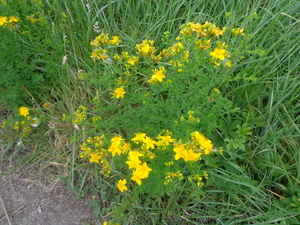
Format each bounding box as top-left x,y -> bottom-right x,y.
236,123 -> 252,138
290,203 -> 298,207
225,137 -> 246,151
292,195 -> 299,204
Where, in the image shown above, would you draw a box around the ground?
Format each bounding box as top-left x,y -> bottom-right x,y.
0,161 -> 98,225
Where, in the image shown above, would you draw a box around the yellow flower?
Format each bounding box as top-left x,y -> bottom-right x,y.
108,143 -> 122,156
191,131 -> 213,154
110,36 -> 121,45
136,40 -> 156,56
111,86 -> 126,98
91,49 -> 108,61
89,153 -> 101,163
195,39 -> 211,50
157,134 -> 174,146
173,143 -> 201,161
213,88 -> 220,94
150,66 -> 166,83
131,132 -> 146,143
111,135 -> 124,146
128,150 -> 144,160
126,151 -> 143,169
226,60 -> 232,67
232,28 -> 245,36
173,144 -> 186,160
19,106 -> 30,117
143,137 -> 156,149
212,27 -> 226,37
8,16 -> 19,23
0,16 -> 7,26
117,179 -> 128,192
209,48 -> 227,60
126,158 -> 141,169
131,162 -> 152,185
141,43 -> 150,53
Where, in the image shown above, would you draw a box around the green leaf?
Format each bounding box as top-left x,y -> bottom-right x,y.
225,137 -> 246,151
236,123 -> 252,138
290,203 -> 298,207
292,195 -> 300,204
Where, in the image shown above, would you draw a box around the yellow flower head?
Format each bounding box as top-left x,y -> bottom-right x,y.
131,132 -> 146,143
157,134 -> 174,146
142,136 -> 156,149
111,86 -> 126,98
232,28 -> 245,36
8,16 -> 19,23
89,153 -> 101,163
19,106 -> 30,117
136,40 -> 156,57
0,16 -> 7,26
149,66 -> 166,83
91,49 -> 108,61
209,48 -> 229,61
191,131 -> 213,154
131,162 -> 152,185
173,143 -> 201,162
110,36 -> 121,45
117,179 -> 128,192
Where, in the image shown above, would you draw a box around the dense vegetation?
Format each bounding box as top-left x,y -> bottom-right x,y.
1,0 -> 299,224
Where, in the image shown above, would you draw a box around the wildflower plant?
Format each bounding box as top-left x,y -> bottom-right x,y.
0,0 -> 64,107
72,21 -> 251,200
1,106 -> 45,146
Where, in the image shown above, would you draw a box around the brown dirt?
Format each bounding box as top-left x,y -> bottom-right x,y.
0,161 -> 99,225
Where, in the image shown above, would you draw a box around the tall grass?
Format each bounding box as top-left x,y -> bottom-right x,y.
1,0 -> 299,224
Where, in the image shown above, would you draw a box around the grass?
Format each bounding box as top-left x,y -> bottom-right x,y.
1,0 -> 300,224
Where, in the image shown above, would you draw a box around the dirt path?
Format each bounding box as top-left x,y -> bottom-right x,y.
0,162 -> 98,225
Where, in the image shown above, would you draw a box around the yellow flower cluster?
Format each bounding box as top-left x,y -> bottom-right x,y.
79,135 -> 111,175
111,86 -> 126,98
79,129 -> 218,192
179,22 -> 233,67
164,171 -> 183,185
90,33 -> 121,62
19,106 -> 30,117
91,49 -> 108,61
148,66 -> 166,84
90,33 -> 121,48
72,105 -> 87,124
231,28 -> 245,36
136,40 -> 156,57
0,16 -> 19,27
113,51 -> 139,68
209,42 -> 231,67
173,131 -> 213,162
187,172 -> 209,187
12,107 -> 41,138
180,21 -> 227,38
89,21 -> 246,100
26,14 -> 41,23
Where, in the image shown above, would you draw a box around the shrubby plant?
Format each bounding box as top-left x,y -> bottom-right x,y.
68,21 -> 254,217
0,0 -> 64,107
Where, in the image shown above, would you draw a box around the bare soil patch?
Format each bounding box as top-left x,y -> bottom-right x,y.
0,161 -> 98,225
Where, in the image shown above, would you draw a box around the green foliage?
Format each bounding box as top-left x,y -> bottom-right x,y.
1,0 -> 300,224
0,0 -> 65,108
